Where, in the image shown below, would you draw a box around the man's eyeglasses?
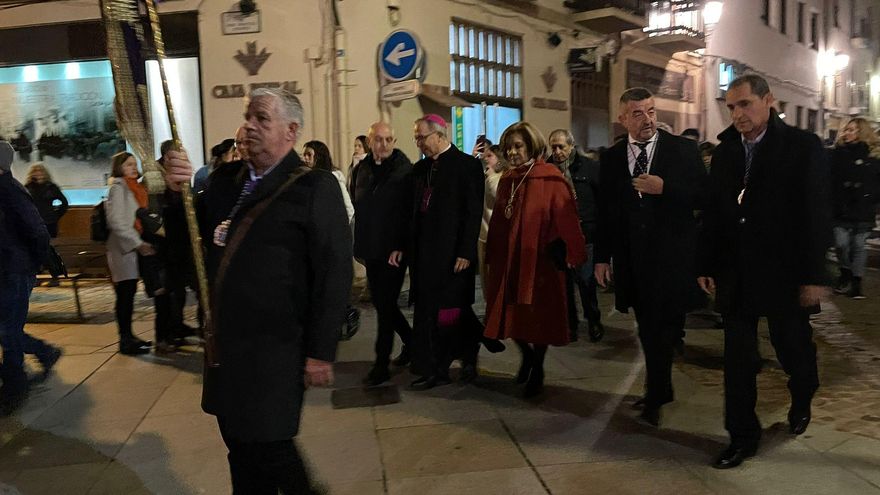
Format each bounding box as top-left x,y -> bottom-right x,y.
414,131 -> 438,143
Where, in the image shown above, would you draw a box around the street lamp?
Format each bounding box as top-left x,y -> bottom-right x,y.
703,1 -> 723,27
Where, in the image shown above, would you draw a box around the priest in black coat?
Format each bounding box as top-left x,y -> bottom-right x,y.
391,114 -> 484,390
595,88 -> 706,427
164,88 -> 352,494
698,74 -> 831,469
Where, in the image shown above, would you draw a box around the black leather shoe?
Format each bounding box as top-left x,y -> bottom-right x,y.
410,375 -> 451,391
120,338 -> 152,355
788,406 -> 811,435
588,321 -> 605,343
39,346 -> 63,376
363,366 -> 391,387
459,364 -> 478,383
639,406 -> 661,427
391,346 -> 410,367
712,443 -> 757,469
481,338 -> 506,354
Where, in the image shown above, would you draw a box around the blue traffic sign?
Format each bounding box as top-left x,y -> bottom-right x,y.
379,30 -> 423,82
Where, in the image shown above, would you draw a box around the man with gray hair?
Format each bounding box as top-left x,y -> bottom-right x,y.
391,114 -> 484,389
595,87 -> 706,427
163,88 -> 352,492
548,129 -> 604,343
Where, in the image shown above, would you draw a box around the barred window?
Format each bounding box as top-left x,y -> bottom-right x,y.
449,19 -> 523,102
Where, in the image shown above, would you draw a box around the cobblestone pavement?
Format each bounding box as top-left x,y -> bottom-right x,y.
1,257 -> 878,494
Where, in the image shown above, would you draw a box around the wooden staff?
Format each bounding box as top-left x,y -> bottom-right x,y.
144,0 -> 218,367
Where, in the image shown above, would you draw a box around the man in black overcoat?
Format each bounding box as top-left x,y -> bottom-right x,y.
390,114 -> 484,390
164,88 -> 352,493
350,121 -> 413,386
595,88 -> 706,427
698,74 -> 831,469
548,128 -> 604,343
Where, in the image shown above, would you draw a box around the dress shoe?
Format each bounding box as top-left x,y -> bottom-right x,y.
362,366 -> 391,387
523,368 -> 544,398
120,338 -> 152,355
639,406 -> 661,427
391,346 -> 410,367
39,346 -> 63,377
712,443 -> 757,469
459,363 -> 478,383
631,397 -> 647,410
154,341 -> 178,354
481,337 -> 506,354
788,406 -> 811,435
409,375 -> 451,391
588,321 -> 605,342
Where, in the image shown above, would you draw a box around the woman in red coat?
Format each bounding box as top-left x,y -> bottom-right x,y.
484,122 -> 586,397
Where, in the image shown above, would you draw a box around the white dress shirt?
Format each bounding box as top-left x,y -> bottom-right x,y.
626,131 -> 659,176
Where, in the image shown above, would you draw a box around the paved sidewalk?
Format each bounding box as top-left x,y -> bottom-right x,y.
1,269 -> 880,494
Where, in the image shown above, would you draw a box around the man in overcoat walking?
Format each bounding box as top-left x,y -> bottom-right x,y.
350,121 -> 414,386
595,88 -> 706,427
164,88 -> 352,493
698,74 -> 831,469
391,114 -> 484,389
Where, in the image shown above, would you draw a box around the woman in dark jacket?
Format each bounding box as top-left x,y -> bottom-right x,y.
831,117 -> 880,299
24,163 -> 68,238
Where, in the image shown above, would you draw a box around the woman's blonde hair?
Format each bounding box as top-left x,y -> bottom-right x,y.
835,117 -> 880,148
499,122 -> 547,161
110,151 -> 137,178
26,162 -> 51,184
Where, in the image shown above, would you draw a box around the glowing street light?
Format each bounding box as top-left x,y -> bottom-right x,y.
703,1 -> 723,27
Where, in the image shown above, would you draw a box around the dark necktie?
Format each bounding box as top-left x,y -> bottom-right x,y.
633,142 -> 649,178
743,141 -> 757,185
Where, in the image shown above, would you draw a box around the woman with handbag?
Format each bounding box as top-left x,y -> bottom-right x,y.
105,152 -> 153,355
483,122 -> 586,397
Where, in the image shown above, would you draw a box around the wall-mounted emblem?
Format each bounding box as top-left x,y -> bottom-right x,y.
541,66 -> 557,93
235,42 -> 271,76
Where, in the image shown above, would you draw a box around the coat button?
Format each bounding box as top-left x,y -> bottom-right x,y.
739,217 -> 746,224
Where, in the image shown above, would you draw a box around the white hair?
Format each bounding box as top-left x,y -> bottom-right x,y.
249,88 -> 305,132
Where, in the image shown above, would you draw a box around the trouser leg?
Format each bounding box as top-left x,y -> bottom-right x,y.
366,261 -> 411,367
218,418 -> 315,495
722,314 -> 763,444
851,227 -> 872,278
565,272 -> 579,332
767,314 -> 819,408
153,293 -> 173,344
0,273 -> 36,393
577,244 -> 601,324
114,279 -> 138,340
634,307 -> 680,407
833,226 -> 853,271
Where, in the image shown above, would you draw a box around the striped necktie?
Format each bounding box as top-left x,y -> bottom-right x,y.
743,141 -> 757,185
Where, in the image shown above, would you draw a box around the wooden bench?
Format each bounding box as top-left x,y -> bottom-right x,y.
35,273 -> 84,320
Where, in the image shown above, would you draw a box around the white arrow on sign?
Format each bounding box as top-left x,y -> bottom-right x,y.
385,42 -> 416,66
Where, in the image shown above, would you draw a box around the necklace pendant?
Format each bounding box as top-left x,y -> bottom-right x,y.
504,203 -> 513,219
213,219 -> 231,247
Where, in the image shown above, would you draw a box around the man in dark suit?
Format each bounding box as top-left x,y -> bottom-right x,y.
350,121 -> 413,386
595,87 -> 706,427
390,114 -> 484,390
698,74 -> 831,469
548,129 -> 604,343
164,88 -> 352,493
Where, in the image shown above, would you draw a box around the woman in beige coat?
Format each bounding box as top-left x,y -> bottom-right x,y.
105,152 -> 153,355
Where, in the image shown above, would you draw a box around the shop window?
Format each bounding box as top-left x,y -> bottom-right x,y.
0,58 -> 203,206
